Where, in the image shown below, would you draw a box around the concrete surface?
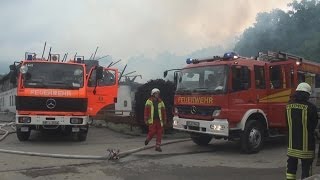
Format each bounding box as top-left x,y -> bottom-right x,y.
0,113 -> 320,179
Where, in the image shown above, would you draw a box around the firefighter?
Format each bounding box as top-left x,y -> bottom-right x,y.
205,74 -> 215,88
144,88 -> 167,152
286,82 -> 318,180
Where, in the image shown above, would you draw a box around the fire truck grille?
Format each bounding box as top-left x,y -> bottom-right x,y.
177,106 -> 217,117
16,96 -> 88,112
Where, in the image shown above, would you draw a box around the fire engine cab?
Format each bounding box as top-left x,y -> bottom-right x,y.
165,51 -> 320,153
9,52 -> 118,141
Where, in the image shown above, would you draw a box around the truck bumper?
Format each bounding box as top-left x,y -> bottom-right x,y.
16,115 -> 89,126
173,116 -> 229,137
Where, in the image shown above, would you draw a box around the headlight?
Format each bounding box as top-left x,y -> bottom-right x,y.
18,116 -> 31,123
70,118 -> 83,124
173,120 -> 178,126
210,124 -> 225,131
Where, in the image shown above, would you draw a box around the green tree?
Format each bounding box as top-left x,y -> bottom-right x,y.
235,0 -> 320,61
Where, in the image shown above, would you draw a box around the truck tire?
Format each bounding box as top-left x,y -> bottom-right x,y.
190,133 -> 213,146
17,128 -> 31,141
240,120 -> 265,154
77,131 -> 87,141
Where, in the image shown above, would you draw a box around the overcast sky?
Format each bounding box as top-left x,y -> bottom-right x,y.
0,0 -> 292,77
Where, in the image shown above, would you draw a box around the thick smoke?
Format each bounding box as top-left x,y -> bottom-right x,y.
0,0 -> 292,78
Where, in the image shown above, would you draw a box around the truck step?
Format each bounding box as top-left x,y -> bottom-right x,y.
268,134 -> 286,138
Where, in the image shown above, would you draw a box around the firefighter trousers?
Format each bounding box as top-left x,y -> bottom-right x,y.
286,156 -> 313,180
147,120 -> 163,147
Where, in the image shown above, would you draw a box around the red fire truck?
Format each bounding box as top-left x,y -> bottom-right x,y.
165,51 -> 320,153
10,53 -> 118,141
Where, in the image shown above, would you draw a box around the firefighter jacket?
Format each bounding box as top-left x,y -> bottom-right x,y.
286,94 -> 318,159
144,97 -> 167,127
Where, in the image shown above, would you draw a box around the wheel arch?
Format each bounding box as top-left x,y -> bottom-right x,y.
238,109 -> 268,131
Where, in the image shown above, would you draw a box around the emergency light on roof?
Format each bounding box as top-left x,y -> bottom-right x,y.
186,52 -> 238,64
77,58 -> 82,63
223,52 -> 239,60
186,58 -> 199,64
75,56 -> 85,64
186,56 -> 221,64
27,55 -> 33,60
73,56 -> 85,64
25,52 -> 36,61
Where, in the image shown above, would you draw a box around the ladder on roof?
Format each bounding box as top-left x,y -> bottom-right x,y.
257,51 -> 304,62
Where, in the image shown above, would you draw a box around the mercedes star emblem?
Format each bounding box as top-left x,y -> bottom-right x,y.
46,99 -> 56,109
191,106 -> 197,114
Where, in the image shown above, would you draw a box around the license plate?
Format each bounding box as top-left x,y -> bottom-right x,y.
72,127 -> 80,132
21,127 -> 29,132
43,121 -> 59,125
186,121 -> 200,127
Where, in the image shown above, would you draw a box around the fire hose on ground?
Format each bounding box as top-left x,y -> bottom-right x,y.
0,122 -> 16,141
0,123 -> 191,160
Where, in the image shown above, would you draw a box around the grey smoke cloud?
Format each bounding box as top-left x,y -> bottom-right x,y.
0,0 -> 292,76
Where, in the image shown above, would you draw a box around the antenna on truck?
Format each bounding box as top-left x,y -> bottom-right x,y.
73,52 -> 78,63
96,55 -> 109,61
108,59 -> 121,67
118,64 -> 127,83
47,47 -> 52,61
89,53 -> 93,60
122,71 -> 136,76
41,42 -> 47,59
62,53 -> 68,62
92,46 -> 99,60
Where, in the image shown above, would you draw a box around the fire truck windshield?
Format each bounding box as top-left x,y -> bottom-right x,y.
22,62 -> 84,89
177,65 -> 228,94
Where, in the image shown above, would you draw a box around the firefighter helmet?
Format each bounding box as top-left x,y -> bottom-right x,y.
296,82 -> 312,95
151,88 -> 160,95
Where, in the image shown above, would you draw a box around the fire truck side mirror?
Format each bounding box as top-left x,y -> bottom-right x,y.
164,71 -> 168,78
9,64 -> 17,84
10,75 -> 17,84
174,75 -> 178,85
9,64 -> 16,71
96,66 -> 104,80
173,71 -> 179,85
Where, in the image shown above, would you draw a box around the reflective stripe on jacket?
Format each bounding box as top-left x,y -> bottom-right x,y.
144,98 -> 166,127
286,101 -> 318,159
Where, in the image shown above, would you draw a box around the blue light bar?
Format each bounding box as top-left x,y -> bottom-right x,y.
27,54 -> 33,60
223,52 -> 239,60
186,58 -> 193,64
76,58 -> 82,63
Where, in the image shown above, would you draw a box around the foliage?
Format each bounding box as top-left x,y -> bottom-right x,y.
234,0 -> 320,61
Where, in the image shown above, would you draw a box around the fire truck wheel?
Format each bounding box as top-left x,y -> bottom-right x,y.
190,133 -> 213,146
16,128 -> 31,141
240,120 -> 265,154
77,131 -> 88,141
